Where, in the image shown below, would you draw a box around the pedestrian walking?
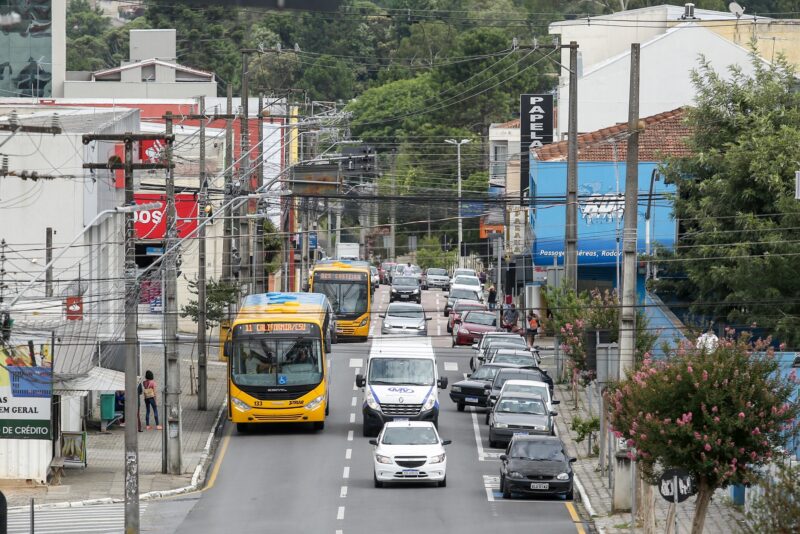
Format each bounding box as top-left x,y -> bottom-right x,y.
502,303 -> 519,332
526,311 -> 539,349
487,286 -> 497,310
142,370 -> 162,430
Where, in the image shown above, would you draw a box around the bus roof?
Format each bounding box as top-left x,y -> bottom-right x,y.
235,292 -> 330,325
314,259 -> 371,269
312,261 -> 371,273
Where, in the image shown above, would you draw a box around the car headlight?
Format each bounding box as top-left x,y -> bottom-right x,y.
231,397 -> 251,412
422,395 -> 436,411
429,453 -> 446,464
451,386 -> 461,392
508,471 -> 525,479
418,324 -> 425,330
366,391 -> 380,411
391,288 -> 397,293
413,289 -> 419,294
360,318 -> 368,327
494,422 -> 508,428
304,395 -> 325,411
375,454 -> 392,465
556,472 -> 570,481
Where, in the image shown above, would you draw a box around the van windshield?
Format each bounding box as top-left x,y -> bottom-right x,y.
368,358 -> 434,386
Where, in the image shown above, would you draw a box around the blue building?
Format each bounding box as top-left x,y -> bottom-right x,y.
529,108 -> 691,354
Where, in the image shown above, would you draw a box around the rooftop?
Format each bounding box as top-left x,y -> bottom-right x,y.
533,108 -> 692,162
0,106 -> 138,133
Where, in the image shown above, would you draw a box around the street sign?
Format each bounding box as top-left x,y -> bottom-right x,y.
309,231 -> 318,250
659,468 -> 695,503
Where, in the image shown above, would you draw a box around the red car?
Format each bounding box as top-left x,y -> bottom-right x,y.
452,310 -> 501,347
447,299 -> 487,334
379,262 -> 396,284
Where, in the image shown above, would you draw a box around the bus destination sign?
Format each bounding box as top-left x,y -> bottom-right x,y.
235,323 -> 314,335
314,272 -> 368,282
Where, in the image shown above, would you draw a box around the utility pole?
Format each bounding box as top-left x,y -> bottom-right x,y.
564,41 -> 579,291
163,113 -> 182,472
222,85 -> 234,283
82,131 -> 173,534
445,139 -> 470,268
197,98 -> 209,411
614,42 -> 641,514
254,95 -> 266,293
389,149 -> 397,261
44,228 -> 52,297
239,50 -> 252,295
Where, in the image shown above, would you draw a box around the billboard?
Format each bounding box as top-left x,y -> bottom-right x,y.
520,94 -> 554,201
134,193 -> 199,240
0,343 -> 52,440
531,161 -> 675,266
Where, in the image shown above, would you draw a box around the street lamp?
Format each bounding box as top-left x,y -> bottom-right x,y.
445,139 -> 470,268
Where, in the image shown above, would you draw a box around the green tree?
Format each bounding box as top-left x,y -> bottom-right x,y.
67,0 -> 111,40
744,460 -> 800,534
605,334 -> 799,534
181,278 -> 239,331
300,55 -> 355,102
415,236 -> 456,270
658,52 -> 800,346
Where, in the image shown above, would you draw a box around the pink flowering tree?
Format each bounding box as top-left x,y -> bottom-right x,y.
605,333 -> 799,534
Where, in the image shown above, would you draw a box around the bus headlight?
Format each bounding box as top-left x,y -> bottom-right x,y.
422,395 -> 436,411
366,390 -> 380,411
305,395 -> 325,411
231,397 -> 251,412
359,318 -> 368,327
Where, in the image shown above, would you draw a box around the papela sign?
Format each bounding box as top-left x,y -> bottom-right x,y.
0,344 -> 52,440
520,94 -> 554,203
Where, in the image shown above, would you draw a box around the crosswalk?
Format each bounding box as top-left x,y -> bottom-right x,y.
8,503 -> 147,533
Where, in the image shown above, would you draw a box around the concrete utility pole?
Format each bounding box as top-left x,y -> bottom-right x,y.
44,227 -> 52,297
564,41 -> 579,291
254,95 -> 266,294
445,139 -> 470,268
389,149 -> 397,261
239,50 -> 252,295
163,113 -> 182,472
222,86 -> 234,283
614,42 -> 641,514
197,98 -> 209,411
81,133 -> 174,534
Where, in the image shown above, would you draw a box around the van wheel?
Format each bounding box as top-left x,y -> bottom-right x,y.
236,423 -> 249,433
374,472 -> 383,488
438,477 -> 447,488
457,402 -> 465,412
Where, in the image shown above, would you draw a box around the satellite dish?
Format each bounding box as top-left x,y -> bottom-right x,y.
728,1 -> 745,17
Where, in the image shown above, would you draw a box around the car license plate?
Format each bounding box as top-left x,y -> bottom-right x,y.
400,294 -> 409,299
531,483 -> 549,490
465,397 -> 479,403
513,432 -> 529,437
403,469 -> 419,476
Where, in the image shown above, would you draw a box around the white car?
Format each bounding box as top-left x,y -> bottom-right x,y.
499,379 -> 560,412
450,268 -> 477,287
369,421 -> 451,487
451,275 -> 482,292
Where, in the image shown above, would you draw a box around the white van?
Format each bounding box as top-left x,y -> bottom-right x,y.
356,337 -> 448,437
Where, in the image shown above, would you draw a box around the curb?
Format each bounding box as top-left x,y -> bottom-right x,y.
9,400 -> 228,512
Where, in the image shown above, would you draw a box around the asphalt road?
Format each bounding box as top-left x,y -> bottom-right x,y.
145,286 -> 588,534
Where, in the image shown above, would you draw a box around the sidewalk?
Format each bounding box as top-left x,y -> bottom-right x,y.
537,337 -> 747,533
2,332 -> 227,508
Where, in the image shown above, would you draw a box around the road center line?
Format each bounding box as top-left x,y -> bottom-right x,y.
337,506 -> 345,520
342,466 -> 350,479
444,361 -> 458,371
345,448 -> 352,460
340,485 -> 348,498
349,413 -> 355,423
351,396 -> 357,407
349,358 -> 363,368
347,430 -> 354,441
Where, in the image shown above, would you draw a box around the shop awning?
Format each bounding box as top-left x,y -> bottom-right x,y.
53,366 -> 126,397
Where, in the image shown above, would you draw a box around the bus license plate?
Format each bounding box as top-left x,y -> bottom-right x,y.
531,483 -> 549,490
465,397 -> 479,403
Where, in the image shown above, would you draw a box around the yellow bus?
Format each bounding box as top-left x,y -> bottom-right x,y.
225,292 -> 333,433
310,261 -> 372,340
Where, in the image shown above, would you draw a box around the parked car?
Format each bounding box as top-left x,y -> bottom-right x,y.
452,310 -> 500,347
370,421 -> 451,487
449,362 -> 522,412
380,302 -> 430,336
485,367 -> 555,422
488,348 -> 540,368
499,435 -> 575,499
499,379 -> 559,413
379,262 -> 396,284
422,267 -> 450,291
370,266 -> 380,289
447,299 -> 486,333
390,276 -> 421,303
444,287 -> 483,316
488,392 -> 556,448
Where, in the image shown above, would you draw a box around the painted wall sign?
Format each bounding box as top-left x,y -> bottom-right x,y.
520,94 -> 554,201
133,193 -> 199,240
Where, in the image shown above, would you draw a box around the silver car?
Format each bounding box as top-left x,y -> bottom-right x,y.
423,268 -> 450,290
380,302 -> 431,336
488,392 -> 556,448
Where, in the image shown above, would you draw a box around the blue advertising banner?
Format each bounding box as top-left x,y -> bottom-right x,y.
530,161 -> 675,266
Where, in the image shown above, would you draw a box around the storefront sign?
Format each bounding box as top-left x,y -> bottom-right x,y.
134,193 -> 199,240
0,344 -> 52,440
65,296 -> 83,321
520,94 -> 554,201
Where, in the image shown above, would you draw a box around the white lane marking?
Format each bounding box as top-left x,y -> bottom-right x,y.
353,381 -> 359,391
484,475 -> 498,502
349,413 -> 355,423
343,466 -> 350,479
351,396 -> 357,407
336,530 -> 344,534
437,323 -> 442,337
337,506 -> 345,520
340,486 -> 348,498
354,367 -> 361,375
349,358 -> 363,368
345,448 -> 352,460
471,410 -> 486,461
444,361 -> 458,371
347,430 -> 354,441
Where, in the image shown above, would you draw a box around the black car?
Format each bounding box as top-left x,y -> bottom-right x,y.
390,276 -> 421,303
499,435 -> 576,499
488,392 -> 556,448
448,363 -> 521,411
485,367 -> 554,423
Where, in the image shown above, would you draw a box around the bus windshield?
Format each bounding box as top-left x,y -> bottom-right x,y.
313,273 -> 369,318
368,358 -> 434,386
231,337 -> 323,387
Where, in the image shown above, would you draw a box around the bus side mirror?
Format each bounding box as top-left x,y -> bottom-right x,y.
356,374 -> 366,388
223,341 -> 231,358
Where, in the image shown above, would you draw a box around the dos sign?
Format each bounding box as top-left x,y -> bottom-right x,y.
659,468 -> 695,503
